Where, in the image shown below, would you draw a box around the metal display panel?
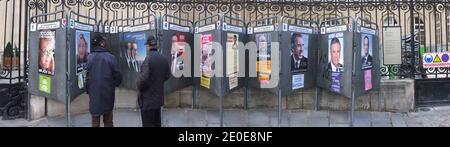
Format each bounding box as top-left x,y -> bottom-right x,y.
317,17 -> 380,127
317,17 -> 355,98
246,16 -> 281,96
194,14 -> 224,97
194,14 -> 246,126
160,14 -> 194,95
279,16 -> 319,96
246,16 -> 285,127
194,14 -> 224,126
220,15 -> 246,96
67,11 -> 97,101
354,19 -> 380,97
29,10 -> 68,103
109,14 -> 157,90
318,17 -> 380,99
194,14 -> 246,97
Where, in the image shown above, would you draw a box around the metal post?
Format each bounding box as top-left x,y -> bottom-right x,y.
315,87 -> 320,111
66,11 -> 72,127
25,0 -> 30,121
378,89 -> 382,112
389,65 -> 395,80
220,94 -> 224,127
192,85 -> 196,109
278,88 -> 282,127
409,0 -> 415,79
350,88 -> 355,127
161,106 -> 164,127
66,95 -> 71,127
244,86 -> 248,110
66,40 -> 72,127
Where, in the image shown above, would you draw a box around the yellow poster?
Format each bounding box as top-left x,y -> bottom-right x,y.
200,76 -> 210,89
257,60 -> 271,82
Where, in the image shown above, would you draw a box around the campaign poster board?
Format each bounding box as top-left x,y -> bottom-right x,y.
247,24 -> 280,95
68,20 -> 95,100
221,22 -> 246,95
317,24 -> 354,98
279,22 -> 319,96
116,23 -> 156,90
354,26 -> 381,96
195,21 -> 224,97
161,21 -> 194,95
29,20 -> 69,103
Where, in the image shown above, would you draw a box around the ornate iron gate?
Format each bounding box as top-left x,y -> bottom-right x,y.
0,0 -> 446,120
0,0 -> 28,120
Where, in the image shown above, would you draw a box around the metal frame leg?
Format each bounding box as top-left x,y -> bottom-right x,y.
350,89 -> 355,127
278,89 -> 282,127
315,87 -> 320,111
192,85 -> 196,109
220,94 -> 224,127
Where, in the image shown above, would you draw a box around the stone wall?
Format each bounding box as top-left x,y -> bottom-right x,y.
29,79 -> 414,119
165,79 -> 415,112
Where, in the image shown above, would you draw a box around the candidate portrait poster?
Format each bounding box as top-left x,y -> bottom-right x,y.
123,32 -> 147,72
290,33 -> 309,73
255,33 -> 272,85
361,34 -> 373,70
38,30 -> 56,75
327,32 -> 344,73
75,30 -> 91,89
170,33 -> 187,75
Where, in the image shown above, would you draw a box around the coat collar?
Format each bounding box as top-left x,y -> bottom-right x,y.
93,47 -> 109,53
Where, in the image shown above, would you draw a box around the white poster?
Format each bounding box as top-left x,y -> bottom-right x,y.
229,74 -> 238,90
383,27 -> 401,64
227,33 -> 239,89
292,74 -> 304,90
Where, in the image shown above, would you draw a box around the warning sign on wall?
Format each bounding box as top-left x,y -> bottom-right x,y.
423,52 -> 450,68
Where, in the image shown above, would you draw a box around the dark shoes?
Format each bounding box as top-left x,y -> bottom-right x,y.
91,112 -> 114,127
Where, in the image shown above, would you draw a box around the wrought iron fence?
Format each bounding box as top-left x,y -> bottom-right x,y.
27,0 -> 449,79
0,0 -> 28,120
0,0 -> 449,119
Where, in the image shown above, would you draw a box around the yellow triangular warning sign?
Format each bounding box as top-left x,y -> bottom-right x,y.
434,54 -> 442,63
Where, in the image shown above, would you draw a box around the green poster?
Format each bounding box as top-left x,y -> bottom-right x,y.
419,47 -> 426,56
39,74 -> 51,94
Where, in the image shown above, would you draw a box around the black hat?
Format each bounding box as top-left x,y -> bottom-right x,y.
145,35 -> 157,46
92,34 -> 106,47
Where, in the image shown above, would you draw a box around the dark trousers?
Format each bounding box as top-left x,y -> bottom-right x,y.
141,108 -> 161,127
91,112 -> 114,127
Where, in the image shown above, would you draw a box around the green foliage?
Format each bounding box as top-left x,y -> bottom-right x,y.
3,42 -> 13,58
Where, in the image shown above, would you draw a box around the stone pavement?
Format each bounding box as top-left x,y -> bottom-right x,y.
2,106 -> 450,127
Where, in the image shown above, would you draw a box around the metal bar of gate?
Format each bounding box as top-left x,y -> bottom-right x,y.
410,0 -> 415,79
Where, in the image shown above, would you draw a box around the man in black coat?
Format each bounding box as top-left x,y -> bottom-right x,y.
86,34 -> 122,127
137,35 -> 171,127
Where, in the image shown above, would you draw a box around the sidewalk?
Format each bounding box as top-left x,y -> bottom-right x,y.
2,106 -> 450,127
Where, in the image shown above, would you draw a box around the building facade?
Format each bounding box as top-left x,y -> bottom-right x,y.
0,0 -> 449,120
